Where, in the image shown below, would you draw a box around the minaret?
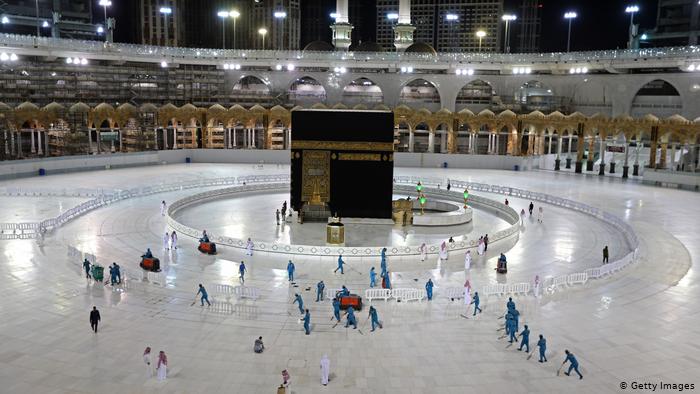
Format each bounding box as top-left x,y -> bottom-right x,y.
394,0 -> 416,52
330,0 -> 353,51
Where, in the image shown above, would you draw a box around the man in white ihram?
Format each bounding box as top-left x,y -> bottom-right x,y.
320,354 -> 330,386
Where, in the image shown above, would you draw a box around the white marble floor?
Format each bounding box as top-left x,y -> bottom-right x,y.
0,163 -> 698,394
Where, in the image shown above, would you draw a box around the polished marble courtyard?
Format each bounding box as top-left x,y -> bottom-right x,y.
0,163 -> 697,394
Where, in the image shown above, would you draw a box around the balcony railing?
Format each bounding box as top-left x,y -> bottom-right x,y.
2,33 -> 699,67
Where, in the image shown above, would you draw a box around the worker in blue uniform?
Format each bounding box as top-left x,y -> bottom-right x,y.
425,279 -> 434,300
563,350 -> 583,379
303,309 -> 311,335
518,325 -> 530,352
293,293 -> 304,315
316,280 -> 325,302
537,334 -> 548,362
345,306 -> 357,329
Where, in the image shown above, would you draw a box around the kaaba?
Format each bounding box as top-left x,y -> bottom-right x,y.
290,109 -> 394,219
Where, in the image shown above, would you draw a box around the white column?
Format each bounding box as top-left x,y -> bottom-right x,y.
118,131 -> 123,152
427,132 -> 434,153
252,129 -> 256,148
88,130 -> 94,152
173,128 -> 178,149
10,131 -> 15,155
233,128 -> 237,148
440,132 -> 447,153
408,130 -> 414,152
398,0 -> 411,24
472,133 -> 478,154
495,133 -> 500,155
548,135 -> 553,154
3,131 -> 7,155
17,132 -> 22,157
599,137 -> 605,165
287,129 -> 292,149
335,0 -> 349,23
36,131 -> 43,155
30,131 -> 36,153
670,143 -> 677,171
624,142 -> 630,166
556,136 -> 563,159
44,131 -> 49,155
567,135 -> 573,157
467,134 -> 471,153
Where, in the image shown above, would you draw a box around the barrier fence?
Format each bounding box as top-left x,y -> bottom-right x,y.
26,173 -> 639,299
364,288 -> 426,303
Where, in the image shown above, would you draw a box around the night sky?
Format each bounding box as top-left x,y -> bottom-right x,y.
111,0 -> 661,52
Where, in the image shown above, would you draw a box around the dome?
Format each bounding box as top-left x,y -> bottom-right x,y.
404,42 -> 437,56
351,41 -> 384,52
303,41 -> 335,52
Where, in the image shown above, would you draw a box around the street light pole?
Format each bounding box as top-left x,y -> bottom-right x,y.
446,14 -> 458,52
476,30 -> 486,52
160,7 -> 172,47
274,11 -> 287,50
564,12 -> 577,52
258,28 -> 267,50
502,14 -> 516,53
625,5 -> 639,49
231,10 -> 240,50
217,11 -> 228,49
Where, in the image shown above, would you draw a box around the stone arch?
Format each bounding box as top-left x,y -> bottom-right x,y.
455,79 -> 494,111
412,122 -> 431,153
515,80 -> 556,113
342,77 -> 384,106
232,75 -> 271,100
399,78 -> 441,111
630,79 -> 682,118
288,76 -> 327,105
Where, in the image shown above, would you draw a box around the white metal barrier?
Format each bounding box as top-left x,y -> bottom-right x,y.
567,272 -> 588,286
325,288 -> 343,300
215,284 -> 235,296
391,288 -> 426,302
585,267 -> 602,279
442,287 -> 464,300
233,285 -> 260,300
147,272 -> 165,286
482,283 -> 505,296
551,275 -> 568,289
365,288 -> 392,302
508,283 -> 531,295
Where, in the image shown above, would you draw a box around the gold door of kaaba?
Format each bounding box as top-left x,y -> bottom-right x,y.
301,150 -> 330,204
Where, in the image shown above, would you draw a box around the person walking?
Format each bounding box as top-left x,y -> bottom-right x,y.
425,279 -> 434,301
518,325 -> 530,352
603,245 -> 609,263
537,206 -> 544,223
334,255 -> 345,274
419,243 -> 428,261
332,297 -> 341,322
156,351 -> 167,381
528,201 -> 534,216
197,284 -> 211,306
537,334 -> 548,362
287,260 -> 295,282
316,280 -> 325,302
89,306 -> 100,333
163,232 -> 170,250
303,309 -> 311,335
563,350 -> 583,379
464,250 -> 472,271
368,305 -> 383,331
160,200 -> 167,216
369,267 -> 377,288
245,238 -> 254,256
345,306 -> 357,329
254,336 -> 265,353
320,354 -> 330,386
533,275 -> 541,298
470,291 -> 482,316
239,261 -> 247,283
143,347 -> 153,377
171,231 -> 178,250
82,259 -> 91,279
276,209 -> 280,225
483,234 -> 489,252
293,293 -> 304,315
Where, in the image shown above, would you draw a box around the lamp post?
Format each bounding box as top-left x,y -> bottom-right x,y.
476,30 -> 486,52
419,193 -> 426,215
217,11 -> 228,49
258,28 -> 267,50
502,14 -> 516,53
387,12 -> 398,52
564,11 -> 577,52
230,10 -> 240,50
160,6 -> 172,47
99,0 -> 111,24
625,5 -> 639,48
463,189 -> 469,208
416,181 -> 423,193
274,10 -> 287,50
446,14 -> 458,52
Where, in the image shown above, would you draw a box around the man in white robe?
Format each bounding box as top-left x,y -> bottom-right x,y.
464,280 -> 472,307
245,238 -> 254,256
419,243 -> 427,261
143,347 -> 152,377
160,201 -> 166,216
464,250 -> 472,271
320,354 -> 330,386
438,241 -> 448,262
163,232 -> 170,250
171,231 -> 178,250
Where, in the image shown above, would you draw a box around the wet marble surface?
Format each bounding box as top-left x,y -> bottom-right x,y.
0,163 -> 697,393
